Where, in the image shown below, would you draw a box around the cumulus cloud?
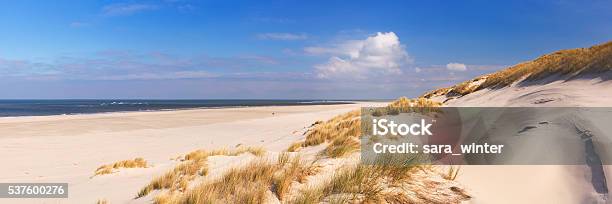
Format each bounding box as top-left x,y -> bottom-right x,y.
446,63 -> 467,71
257,33 -> 308,40
309,32 -> 412,79
102,3 -> 159,16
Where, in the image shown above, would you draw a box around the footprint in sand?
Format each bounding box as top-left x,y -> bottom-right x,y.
518,121 -> 550,134
533,98 -> 555,104
518,126 -> 537,134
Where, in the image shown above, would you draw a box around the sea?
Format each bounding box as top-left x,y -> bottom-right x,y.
0,99 -> 355,117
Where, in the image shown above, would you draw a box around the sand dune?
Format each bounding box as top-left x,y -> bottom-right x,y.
421,42 -> 612,203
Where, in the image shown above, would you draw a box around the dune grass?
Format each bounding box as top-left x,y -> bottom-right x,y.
304,110 -> 361,147
373,97 -> 442,116
422,41 -> 612,99
96,199 -> 109,204
94,158 -> 148,176
152,153 -> 319,204
483,41 -> 612,88
180,159 -> 277,204
444,165 -> 461,181
322,136 -> 360,158
287,141 -> 305,152
291,153 -> 425,203
290,185 -> 326,204
288,110 -> 361,157
273,155 -> 320,201
289,97 -> 441,159
136,146 -> 265,198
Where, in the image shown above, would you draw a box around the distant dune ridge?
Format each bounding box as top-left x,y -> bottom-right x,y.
422,41 -> 612,106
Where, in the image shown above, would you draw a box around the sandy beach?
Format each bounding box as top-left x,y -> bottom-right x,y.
0,102 -> 384,203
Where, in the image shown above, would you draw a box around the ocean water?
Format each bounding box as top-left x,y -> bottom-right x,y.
0,100 -> 353,117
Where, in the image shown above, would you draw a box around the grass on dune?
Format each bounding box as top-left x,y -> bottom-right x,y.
153,153 -> 320,204
322,136 -> 360,158
93,158 -> 148,176
483,41 -> 612,88
373,97 -> 442,116
303,110 -> 361,147
136,146 -> 266,198
273,154 -> 321,201
287,141 -> 305,152
290,185 -> 326,204
287,110 -> 361,157
292,153 -> 425,203
444,165 -> 461,181
289,97 -> 441,158
96,199 -> 109,204
422,41 -> 612,99
178,159 -> 277,204
139,96 -> 462,204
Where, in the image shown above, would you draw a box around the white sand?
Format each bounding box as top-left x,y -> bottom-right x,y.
0,102 -> 384,203
441,74 -> 612,203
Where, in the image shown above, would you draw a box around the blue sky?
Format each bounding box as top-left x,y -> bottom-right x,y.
0,0 -> 610,99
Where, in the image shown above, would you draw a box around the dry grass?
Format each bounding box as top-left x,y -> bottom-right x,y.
291,153 -> 423,203
277,151 -> 291,166
379,97 -> 442,116
286,109 -> 361,157
273,155 -> 320,201
422,41 -> 612,99
304,110 -> 361,147
290,185 -> 326,204
181,159 -> 277,204
484,41 -> 612,88
287,141 -> 305,152
96,199 -> 109,204
290,153 -> 471,204
153,153 -> 320,204
137,146 -> 265,198
287,162 -> 468,204
322,136 -> 360,158
289,97 -> 440,158
444,165 -> 461,181
94,158 -> 148,176
286,110 -> 361,156
184,146 -> 266,160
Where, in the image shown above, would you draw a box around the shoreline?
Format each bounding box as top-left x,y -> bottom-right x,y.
0,100 -> 379,120
0,102 -> 384,138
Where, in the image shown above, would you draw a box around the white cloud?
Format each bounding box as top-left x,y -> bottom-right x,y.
415,67 -> 422,73
310,32 -> 412,79
102,3 -> 159,16
257,33 -> 308,40
446,63 -> 467,71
